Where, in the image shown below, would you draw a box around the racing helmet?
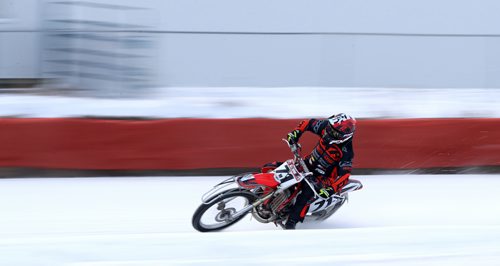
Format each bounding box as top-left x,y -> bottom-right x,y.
324,113 -> 356,144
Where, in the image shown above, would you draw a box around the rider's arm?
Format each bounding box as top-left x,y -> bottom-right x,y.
290,119 -> 328,141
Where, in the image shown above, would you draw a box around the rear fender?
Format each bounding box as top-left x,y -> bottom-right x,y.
236,173 -> 279,189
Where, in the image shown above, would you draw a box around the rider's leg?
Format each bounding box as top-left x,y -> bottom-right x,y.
285,182 -> 315,229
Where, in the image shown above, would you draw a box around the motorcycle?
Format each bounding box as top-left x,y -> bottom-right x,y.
191,140 -> 363,232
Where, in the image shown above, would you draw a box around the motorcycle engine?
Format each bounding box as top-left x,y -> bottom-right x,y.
252,189 -> 291,223
269,190 -> 290,212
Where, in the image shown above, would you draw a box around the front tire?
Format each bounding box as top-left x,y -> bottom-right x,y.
192,189 -> 257,232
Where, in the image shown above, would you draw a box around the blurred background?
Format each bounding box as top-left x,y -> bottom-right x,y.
2,0 -> 500,99
1,0 -> 500,174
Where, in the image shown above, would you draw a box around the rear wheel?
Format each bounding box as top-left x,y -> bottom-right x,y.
192,189 -> 257,232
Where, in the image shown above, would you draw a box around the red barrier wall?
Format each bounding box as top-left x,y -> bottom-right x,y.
0,118 -> 499,170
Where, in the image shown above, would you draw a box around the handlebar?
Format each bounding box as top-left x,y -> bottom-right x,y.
282,139 -> 311,176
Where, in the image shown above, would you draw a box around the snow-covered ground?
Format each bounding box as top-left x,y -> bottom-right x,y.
1,174 -> 499,265
1,87 -> 500,118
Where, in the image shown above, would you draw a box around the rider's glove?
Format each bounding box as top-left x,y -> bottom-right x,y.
286,130 -> 301,145
318,187 -> 335,198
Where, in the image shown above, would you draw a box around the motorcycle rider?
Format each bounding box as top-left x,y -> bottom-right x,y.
284,113 -> 357,229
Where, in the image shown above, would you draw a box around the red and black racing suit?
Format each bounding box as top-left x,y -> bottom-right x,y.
286,118 -> 354,225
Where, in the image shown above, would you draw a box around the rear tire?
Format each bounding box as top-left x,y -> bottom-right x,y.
192,189 -> 257,232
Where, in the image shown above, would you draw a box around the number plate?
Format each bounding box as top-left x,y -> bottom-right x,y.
274,160 -> 303,189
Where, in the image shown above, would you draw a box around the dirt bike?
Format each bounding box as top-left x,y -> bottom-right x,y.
191,140 -> 363,232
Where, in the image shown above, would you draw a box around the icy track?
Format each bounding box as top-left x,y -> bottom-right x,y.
1,175 -> 499,266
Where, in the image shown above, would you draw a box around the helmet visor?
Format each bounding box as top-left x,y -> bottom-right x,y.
325,123 -> 353,144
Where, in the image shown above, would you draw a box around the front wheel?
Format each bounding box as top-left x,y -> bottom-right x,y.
192,189 -> 258,232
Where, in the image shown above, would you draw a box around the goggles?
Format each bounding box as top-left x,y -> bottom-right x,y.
325,124 -> 353,144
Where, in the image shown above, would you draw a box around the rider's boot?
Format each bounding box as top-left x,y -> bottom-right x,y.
284,218 -> 298,230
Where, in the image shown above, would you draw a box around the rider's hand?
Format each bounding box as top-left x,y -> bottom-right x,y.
318,187 -> 335,198
286,130 -> 301,145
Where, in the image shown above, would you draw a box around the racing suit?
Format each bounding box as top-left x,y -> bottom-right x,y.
285,118 -> 354,229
